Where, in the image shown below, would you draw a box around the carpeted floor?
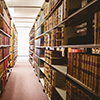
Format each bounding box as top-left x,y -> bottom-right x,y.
0,59 -> 48,100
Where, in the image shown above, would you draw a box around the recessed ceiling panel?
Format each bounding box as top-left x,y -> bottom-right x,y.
14,8 -> 40,17
5,0 -> 45,6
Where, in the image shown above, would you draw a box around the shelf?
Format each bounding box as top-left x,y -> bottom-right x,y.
55,87 -> 66,100
35,46 -> 46,48
36,19 -> 45,31
62,44 -> 100,48
0,67 -> 9,79
40,78 -> 44,87
29,38 -> 34,42
13,55 -> 17,60
40,57 -> 45,61
0,54 -> 10,64
29,55 -> 33,59
35,53 -> 67,75
44,60 -> 67,75
36,44 -> 100,48
29,50 -> 34,53
64,0 -> 100,26
67,74 -> 100,99
30,32 -> 34,38
0,13 -> 11,29
40,68 -> 44,73
0,29 -> 11,38
35,0 -> 100,40
0,45 -> 11,48
35,54 -> 45,61
51,65 -> 67,76
45,0 -> 62,20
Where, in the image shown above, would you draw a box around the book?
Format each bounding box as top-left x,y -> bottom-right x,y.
94,11 -> 100,44
81,0 -> 93,7
64,0 -> 81,19
52,69 -> 65,88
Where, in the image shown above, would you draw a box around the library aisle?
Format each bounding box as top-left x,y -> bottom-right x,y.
0,58 -> 48,100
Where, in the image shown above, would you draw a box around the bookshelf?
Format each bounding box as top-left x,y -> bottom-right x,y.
29,0 -> 100,100
10,22 -> 18,67
0,0 -> 17,94
29,24 -> 35,67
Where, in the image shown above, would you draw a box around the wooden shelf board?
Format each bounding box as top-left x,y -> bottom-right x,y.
55,87 -> 66,100
40,68 -> 44,73
0,45 -> 11,48
30,38 -> 34,42
0,54 -> 11,64
36,44 -> 100,48
40,57 -> 45,61
30,32 -> 34,38
67,74 -> 100,99
45,60 -> 67,75
40,78 -> 44,87
51,64 -> 67,75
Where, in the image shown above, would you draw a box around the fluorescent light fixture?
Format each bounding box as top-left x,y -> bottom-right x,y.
14,23 -> 33,26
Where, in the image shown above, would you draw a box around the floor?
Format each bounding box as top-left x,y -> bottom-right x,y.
0,57 -> 48,100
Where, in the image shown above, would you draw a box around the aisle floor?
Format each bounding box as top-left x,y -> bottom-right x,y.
0,58 -> 48,100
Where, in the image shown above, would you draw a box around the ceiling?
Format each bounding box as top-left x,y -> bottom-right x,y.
5,0 -> 45,33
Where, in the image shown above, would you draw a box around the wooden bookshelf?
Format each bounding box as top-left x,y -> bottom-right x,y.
30,0 -> 100,99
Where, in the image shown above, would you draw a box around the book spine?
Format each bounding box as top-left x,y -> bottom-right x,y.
91,55 -> 95,90
73,53 -> 76,78
89,55 -> 92,88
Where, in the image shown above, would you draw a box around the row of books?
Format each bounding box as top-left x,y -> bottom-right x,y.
66,80 -> 96,100
44,16 -> 99,45
44,0 -> 81,29
44,77 -> 64,100
45,49 -> 66,65
44,0 -> 93,19
0,7 -> 11,35
35,25 -> 44,37
36,11 -> 44,30
44,27 -> 67,46
68,52 -> 100,96
44,0 -> 58,18
44,77 -> 53,99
